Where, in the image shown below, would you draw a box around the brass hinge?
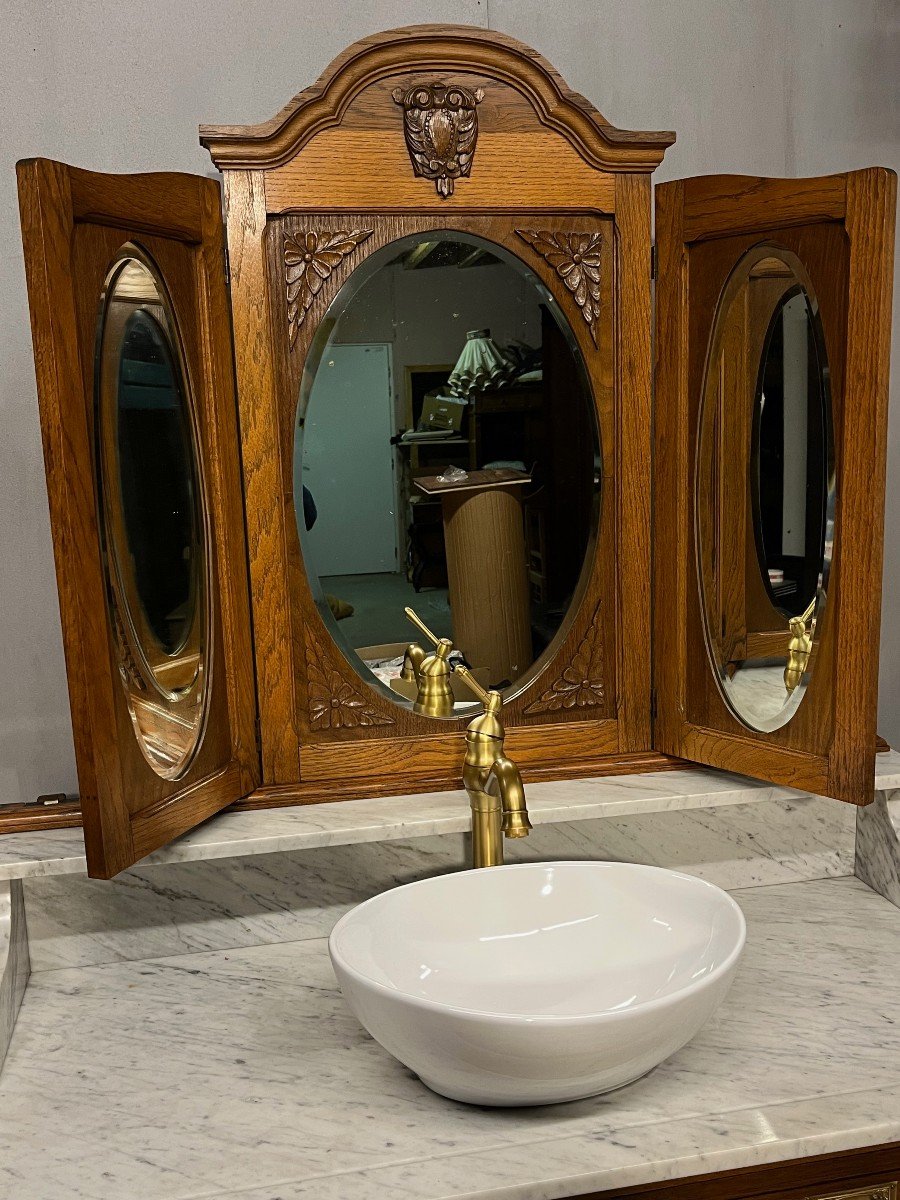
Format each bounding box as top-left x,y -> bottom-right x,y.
223,240 -> 231,286
650,688 -> 658,722
650,244 -> 657,280
254,716 -> 263,759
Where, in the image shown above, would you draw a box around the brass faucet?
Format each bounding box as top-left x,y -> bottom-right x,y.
453,666 -> 532,868
403,607 -> 455,718
784,596 -> 817,695
403,608 -> 532,867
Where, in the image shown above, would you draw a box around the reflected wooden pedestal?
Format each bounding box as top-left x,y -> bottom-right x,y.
416,470 -> 531,686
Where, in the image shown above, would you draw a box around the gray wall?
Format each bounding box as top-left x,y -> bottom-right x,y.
0,1 -> 896,803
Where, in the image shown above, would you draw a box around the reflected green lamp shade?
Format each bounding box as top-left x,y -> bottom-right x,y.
447,328 -> 516,397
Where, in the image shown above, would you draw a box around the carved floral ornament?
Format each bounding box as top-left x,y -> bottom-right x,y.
392,82 -> 484,198
283,228 -> 373,347
305,637 -> 394,731
515,229 -> 603,347
524,602 -> 606,715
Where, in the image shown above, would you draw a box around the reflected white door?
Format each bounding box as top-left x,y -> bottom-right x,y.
297,343 -> 398,576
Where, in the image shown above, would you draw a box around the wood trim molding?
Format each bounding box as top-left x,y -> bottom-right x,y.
200,25 -> 674,172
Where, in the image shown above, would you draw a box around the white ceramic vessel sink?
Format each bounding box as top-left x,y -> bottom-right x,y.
329,861 -> 746,1106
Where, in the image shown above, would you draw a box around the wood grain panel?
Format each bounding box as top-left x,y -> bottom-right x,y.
264,131 -> 618,212
681,173 -> 847,241
614,174 -> 653,752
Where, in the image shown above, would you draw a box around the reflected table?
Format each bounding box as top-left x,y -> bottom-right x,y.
415,469 -> 532,687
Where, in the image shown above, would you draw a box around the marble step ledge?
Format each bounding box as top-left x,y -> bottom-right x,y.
0,880 -> 29,1069
857,788 -> 900,908
2,750 -> 900,882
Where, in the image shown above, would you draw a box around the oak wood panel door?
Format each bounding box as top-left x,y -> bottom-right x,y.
653,170 -> 896,805
17,159 -> 258,877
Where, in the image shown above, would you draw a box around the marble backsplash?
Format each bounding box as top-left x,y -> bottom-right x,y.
22,792 -> 855,972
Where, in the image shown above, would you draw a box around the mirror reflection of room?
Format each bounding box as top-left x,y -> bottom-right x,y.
94,253 -> 207,775
295,231 -> 600,713
698,250 -> 833,733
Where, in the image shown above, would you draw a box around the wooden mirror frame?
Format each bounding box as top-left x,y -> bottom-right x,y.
201,25 -> 678,804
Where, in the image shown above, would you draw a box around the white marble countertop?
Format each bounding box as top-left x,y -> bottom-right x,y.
3,751 -> 900,881
2,876 -> 898,1200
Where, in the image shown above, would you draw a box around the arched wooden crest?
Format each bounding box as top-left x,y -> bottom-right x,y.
201,25 -> 674,177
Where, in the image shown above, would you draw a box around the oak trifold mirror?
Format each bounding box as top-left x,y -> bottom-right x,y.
14,27 -> 895,877
296,229 -> 600,716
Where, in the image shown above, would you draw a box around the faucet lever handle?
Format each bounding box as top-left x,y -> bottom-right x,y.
404,606 -> 442,649
454,665 -> 497,709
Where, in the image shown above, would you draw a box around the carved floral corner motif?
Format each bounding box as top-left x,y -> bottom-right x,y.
523,603 -> 605,716
283,228 -> 373,347
305,638 -> 394,731
515,229 -> 603,347
391,83 -> 484,198
110,598 -> 146,693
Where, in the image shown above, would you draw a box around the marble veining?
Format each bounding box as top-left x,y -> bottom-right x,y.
856,786 -> 900,907
23,793 -> 854,971
0,879 -> 29,1068
5,751 -> 899,881
1,878 -> 898,1200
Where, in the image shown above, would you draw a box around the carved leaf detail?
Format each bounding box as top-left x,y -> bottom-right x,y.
392,83 -> 484,198
524,603 -> 605,715
283,228 -> 373,347
305,638 -> 394,731
110,599 -> 146,692
515,229 -> 603,347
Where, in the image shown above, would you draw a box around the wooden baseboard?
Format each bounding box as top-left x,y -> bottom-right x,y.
230,750 -> 689,810
573,1141 -> 900,1200
0,801 -> 82,835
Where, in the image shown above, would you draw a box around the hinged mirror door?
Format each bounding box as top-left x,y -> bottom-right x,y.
17,160 -> 259,876
654,169 -> 896,804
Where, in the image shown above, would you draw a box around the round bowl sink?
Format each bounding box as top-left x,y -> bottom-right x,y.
329,861 -> 746,1106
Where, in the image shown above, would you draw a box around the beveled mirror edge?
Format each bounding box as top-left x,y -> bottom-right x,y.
694,242 -> 835,735
292,226 -> 604,720
94,243 -> 213,780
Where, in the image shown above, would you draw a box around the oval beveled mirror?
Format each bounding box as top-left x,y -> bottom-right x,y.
697,246 -> 834,732
295,230 -> 601,716
95,249 -> 209,776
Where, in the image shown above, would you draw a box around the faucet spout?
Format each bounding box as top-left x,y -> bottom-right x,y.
488,756 -> 531,838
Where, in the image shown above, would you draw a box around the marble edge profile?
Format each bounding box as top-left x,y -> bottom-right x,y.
1,758 -> 899,882
192,1085 -> 900,1200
